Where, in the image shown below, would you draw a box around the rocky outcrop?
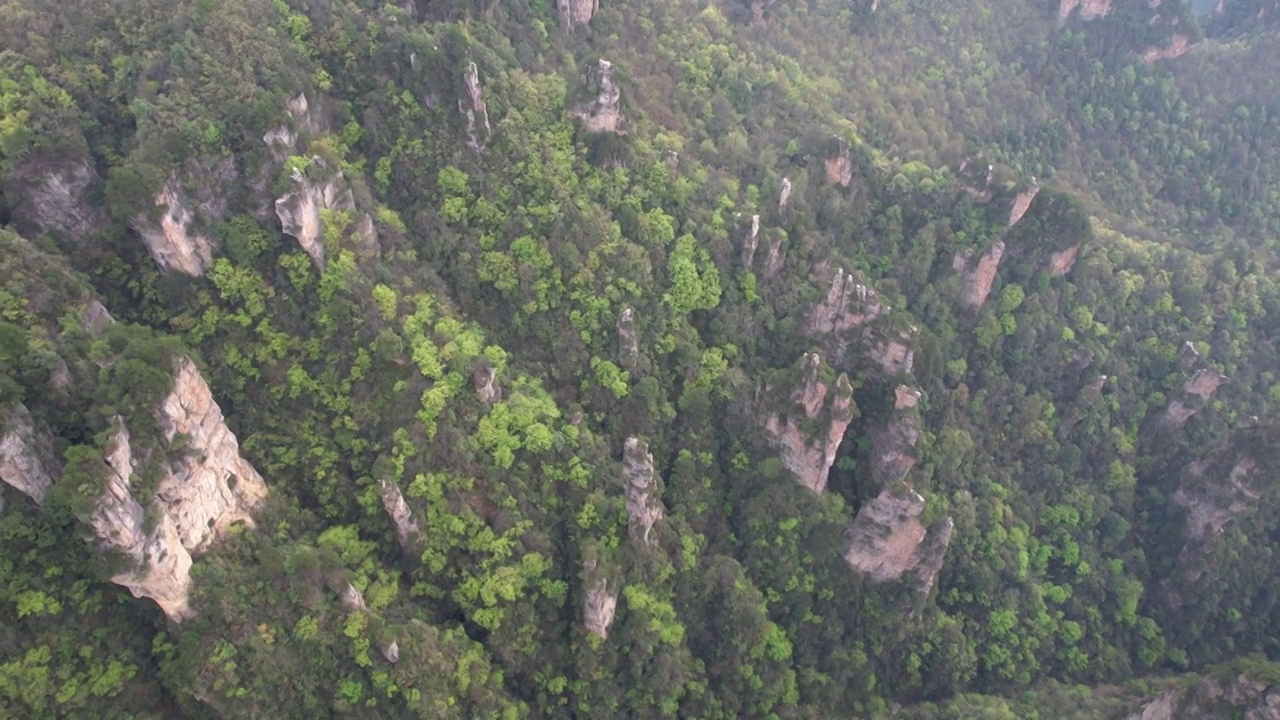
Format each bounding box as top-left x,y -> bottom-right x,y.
0,403 -> 59,506
623,438 -> 664,548
1128,671 -> 1280,720
557,0 -> 598,29
1143,34 -> 1193,63
1179,341 -> 1202,371
741,214 -> 760,268
869,330 -> 915,376
381,640 -> 401,664
764,232 -> 786,278
85,357 -> 268,620
807,269 -> 889,335
575,60 -> 624,134
134,181 -> 216,277
845,483 -> 953,592
825,140 -> 855,186
263,93 -> 324,157
1008,180 -> 1039,227
473,364 -> 502,405
93,420 -> 196,621
778,178 -> 792,213
379,478 -> 421,550
340,582 -> 368,611
1049,245 -> 1080,277
274,158 -> 360,271
582,556 -> 618,640
459,62 -> 492,152
870,386 -> 922,485
1059,0 -> 1113,22
764,356 -> 855,493
1175,456 -> 1259,542
956,240 -> 1006,308
957,156 -> 994,203
617,307 -> 639,369
1161,368 -> 1227,428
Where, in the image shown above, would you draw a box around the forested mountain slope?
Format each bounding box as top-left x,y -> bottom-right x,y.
3,0 -> 1280,717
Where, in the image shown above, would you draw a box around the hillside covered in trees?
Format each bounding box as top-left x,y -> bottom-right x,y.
4,0 -> 1280,717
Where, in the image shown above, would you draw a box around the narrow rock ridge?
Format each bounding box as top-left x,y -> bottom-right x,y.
460,62 -> 492,152
845,482 -> 953,592
0,403 -> 60,506
274,158 -> 361,271
778,178 -> 792,213
617,307 -> 640,369
1008,179 -> 1039,227
1161,368 -> 1227,428
956,240 -> 1006,308
134,181 -> 216,277
1049,245 -> 1080,277
86,357 -> 268,621
379,478 -> 422,549
825,140 -> 855,187
870,386 -> 922,485
764,358 -> 855,493
473,364 -> 502,404
764,231 -> 786,278
556,0 -> 598,29
575,59 -> 625,134
623,438 -> 664,548
741,214 -> 760,268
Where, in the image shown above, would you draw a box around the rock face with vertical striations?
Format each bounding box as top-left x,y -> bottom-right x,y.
582,556 -> 618,640
0,403 -> 60,506
460,62 -> 492,152
13,159 -> 104,246
379,478 -> 422,550
870,386 -> 922,485
825,140 -> 855,186
623,437 -> 664,548
741,214 -> 760,268
764,355 -> 855,493
134,181 -> 217,277
274,157 -> 361,271
617,307 -> 640,369
575,60 -> 625,134
807,269 -> 889,335
956,240 -> 1006,308
778,178 -> 792,213
845,483 -> 953,592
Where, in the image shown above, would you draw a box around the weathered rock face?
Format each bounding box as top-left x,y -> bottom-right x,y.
764,232 -> 786,278
263,93 -> 324,157
1143,34 -> 1193,62
617,307 -> 640,369
808,268 -> 889,335
87,357 -> 268,620
623,438 -> 664,548
0,403 -> 59,506
845,483 -> 952,592
274,159 -> 360,271
957,155 -> 994,203
134,181 -> 217,276
1175,456 -> 1259,542
557,0 -> 598,29
460,62 -> 492,152
870,386 -> 922,485
1059,0 -> 1113,22
1049,245 -> 1080,277
575,60 -> 624,134
741,214 -> 760,268
1128,671 -> 1280,720
473,364 -> 502,405
379,478 -> 421,550
1162,368 -> 1227,428
583,577 -> 618,639
15,159 -> 104,245
94,421 -> 196,621
825,141 -> 855,186
764,360 -> 855,494
778,178 -> 792,213
956,240 -> 1006,308
869,331 -> 915,376
1008,180 -> 1039,227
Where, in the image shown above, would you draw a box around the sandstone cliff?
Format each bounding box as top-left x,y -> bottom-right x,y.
807,268 -> 889,335
623,437 -> 664,548
13,159 -> 104,246
1059,0 -> 1113,23
134,180 -> 217,277
845,483 -> 953,592
1161,367 -> 1227,428
380,478 -> 422,550
1008,180 -> 1039,227
274,157 -> 367,271
575,60 -> 625,134
825,139 -> 855,186
764,354 -> 855,493
870,386 -> 922,485
582,555 -> 618,640
956,240 -> 1006,308
617,307 -> 640,369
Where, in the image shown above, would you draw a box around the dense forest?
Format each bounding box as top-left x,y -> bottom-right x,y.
4,0 -> 1280,717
